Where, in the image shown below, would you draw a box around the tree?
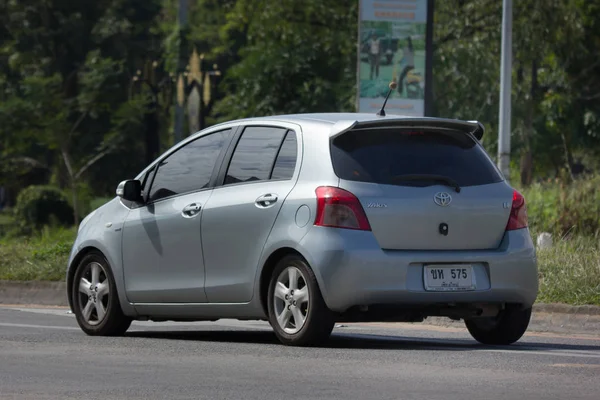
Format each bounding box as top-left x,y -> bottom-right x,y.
211,0 -> 358,121
0,0 -> 164,213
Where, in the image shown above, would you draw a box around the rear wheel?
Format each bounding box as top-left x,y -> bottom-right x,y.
72,251 -> 132,336
267,255 -> 335,346
465,305 -> 532,345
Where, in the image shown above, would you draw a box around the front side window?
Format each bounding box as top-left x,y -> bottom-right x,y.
148,129 -> 232,202
225,126 -> 288,185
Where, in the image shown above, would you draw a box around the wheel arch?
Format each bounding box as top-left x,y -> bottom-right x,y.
67,246 -> 103,311
259,247 -> 307,316
66,245 -> 135,318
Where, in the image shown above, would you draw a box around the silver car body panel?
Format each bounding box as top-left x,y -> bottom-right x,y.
66,113 -> 538,321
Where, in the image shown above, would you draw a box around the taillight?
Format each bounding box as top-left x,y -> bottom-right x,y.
315,186 -> 371,231
506,190 -> 528,231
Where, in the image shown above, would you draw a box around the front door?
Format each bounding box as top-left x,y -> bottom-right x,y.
122,129 -> 233,303
202,126 -> 300,303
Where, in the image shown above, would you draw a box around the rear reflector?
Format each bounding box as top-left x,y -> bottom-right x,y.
315,186 -> 371,231
506,190 -> 528,231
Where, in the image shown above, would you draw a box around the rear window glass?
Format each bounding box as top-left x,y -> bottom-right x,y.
330,128 -> 503,187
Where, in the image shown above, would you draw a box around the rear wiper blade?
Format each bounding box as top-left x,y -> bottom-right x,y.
390,174 -> 461,193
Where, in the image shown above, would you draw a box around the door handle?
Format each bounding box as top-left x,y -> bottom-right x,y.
182,203 -> 201,218
255,193 -> 278,208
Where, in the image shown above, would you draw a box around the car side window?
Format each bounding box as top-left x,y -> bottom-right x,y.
140,166 -> 155,200
270,131 -> 298,180
225,126 -> 288,185
148,129 -> 232,202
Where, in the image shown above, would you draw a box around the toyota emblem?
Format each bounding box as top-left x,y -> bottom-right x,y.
433,192 -> 452,207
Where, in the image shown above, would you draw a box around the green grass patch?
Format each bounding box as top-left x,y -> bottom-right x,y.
536,234 -> 600,306
519,174 -> 600,237
0,226 -> 76,281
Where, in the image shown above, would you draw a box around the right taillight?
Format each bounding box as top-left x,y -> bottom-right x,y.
506,190 -> 528,231
314,186 -> 371,231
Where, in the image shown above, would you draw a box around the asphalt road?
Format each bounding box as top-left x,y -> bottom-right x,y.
1,306 -> 599,400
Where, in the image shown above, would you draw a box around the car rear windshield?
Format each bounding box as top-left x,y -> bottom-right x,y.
330,128 -> 503,187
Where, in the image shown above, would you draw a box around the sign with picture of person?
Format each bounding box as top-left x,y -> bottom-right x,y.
357,0 -> 433,116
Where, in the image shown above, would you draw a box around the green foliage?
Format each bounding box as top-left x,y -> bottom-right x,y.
14,186 -> 74,232
0,210 -> 16,237
520,175 -> 600,237
0,0 -> 163,209
0,226 -> 76,281
536,235 -> 600,306
212,0 -> 358,120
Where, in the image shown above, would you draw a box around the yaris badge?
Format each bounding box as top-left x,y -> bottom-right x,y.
433,192 -> 452,207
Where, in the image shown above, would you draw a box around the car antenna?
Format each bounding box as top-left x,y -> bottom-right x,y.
377,81 -> 397,117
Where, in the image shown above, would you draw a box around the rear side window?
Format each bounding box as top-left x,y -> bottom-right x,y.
270,131 -> 298,180
225,126 -> 288,184
331,128 -> 503,187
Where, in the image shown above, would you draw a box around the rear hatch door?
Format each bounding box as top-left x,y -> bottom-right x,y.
330,123 -> 513,250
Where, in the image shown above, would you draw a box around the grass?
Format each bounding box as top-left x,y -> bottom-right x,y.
536,234 -> 600,306
0,226 -> 76,281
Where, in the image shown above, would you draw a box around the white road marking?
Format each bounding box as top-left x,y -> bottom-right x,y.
0,322 -> 80,331
478,348 -> 600,359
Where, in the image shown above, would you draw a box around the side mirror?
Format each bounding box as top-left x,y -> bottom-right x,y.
116,180 -> 143,202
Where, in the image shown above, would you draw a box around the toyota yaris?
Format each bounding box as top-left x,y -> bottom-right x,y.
66,113 -> 538,346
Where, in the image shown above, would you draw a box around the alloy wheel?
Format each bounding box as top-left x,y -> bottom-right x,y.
273,266 -> 310,334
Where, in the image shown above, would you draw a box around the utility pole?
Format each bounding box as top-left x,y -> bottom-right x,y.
173,0 -> 189,144
497,0 -> 513,181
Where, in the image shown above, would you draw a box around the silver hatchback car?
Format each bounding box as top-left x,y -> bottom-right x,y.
66,113 -> 538,346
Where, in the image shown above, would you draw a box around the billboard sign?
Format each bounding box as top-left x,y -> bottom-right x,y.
357,0 -> 432,116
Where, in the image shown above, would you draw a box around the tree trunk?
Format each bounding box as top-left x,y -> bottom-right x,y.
71,180 -> 80,227
520,151 -> 533,186
144,107 -> 160,166
560,132 -> 575,180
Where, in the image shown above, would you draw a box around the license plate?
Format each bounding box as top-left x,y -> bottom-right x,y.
424,265 -> 475,291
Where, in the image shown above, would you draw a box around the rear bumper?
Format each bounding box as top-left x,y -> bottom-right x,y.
299,228 -> 538,313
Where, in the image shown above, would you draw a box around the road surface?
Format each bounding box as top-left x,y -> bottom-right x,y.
1,305 -> 599,400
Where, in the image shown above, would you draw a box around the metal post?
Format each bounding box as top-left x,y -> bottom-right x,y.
173,0 -> 188,144
424,0 -> 435,117
497,0 -> 513,181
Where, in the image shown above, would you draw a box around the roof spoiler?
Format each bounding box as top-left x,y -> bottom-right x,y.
330,118 -> 485,141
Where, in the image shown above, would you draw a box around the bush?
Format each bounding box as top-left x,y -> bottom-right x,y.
14,185 -> 74,232
0,209 -> 16,237
0,226 -> 76,281
520,174 -> 600,237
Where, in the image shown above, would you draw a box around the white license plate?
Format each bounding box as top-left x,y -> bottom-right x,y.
424,265 -> 475,291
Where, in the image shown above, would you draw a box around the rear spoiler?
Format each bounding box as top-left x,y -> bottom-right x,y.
330,117 -> 485,141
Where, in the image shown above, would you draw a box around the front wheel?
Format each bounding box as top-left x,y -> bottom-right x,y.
465,305 -> 532,345
71,251 -> 132,336
267,255 -> 335,346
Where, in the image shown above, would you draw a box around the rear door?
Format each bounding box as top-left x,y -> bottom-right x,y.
331,126 -> 513,250
201,125 -> 300,303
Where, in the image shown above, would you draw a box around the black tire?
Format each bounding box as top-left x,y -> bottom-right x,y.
465,305 -> 532,345
267,255 -> 335,346
71,251 -> 132,336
